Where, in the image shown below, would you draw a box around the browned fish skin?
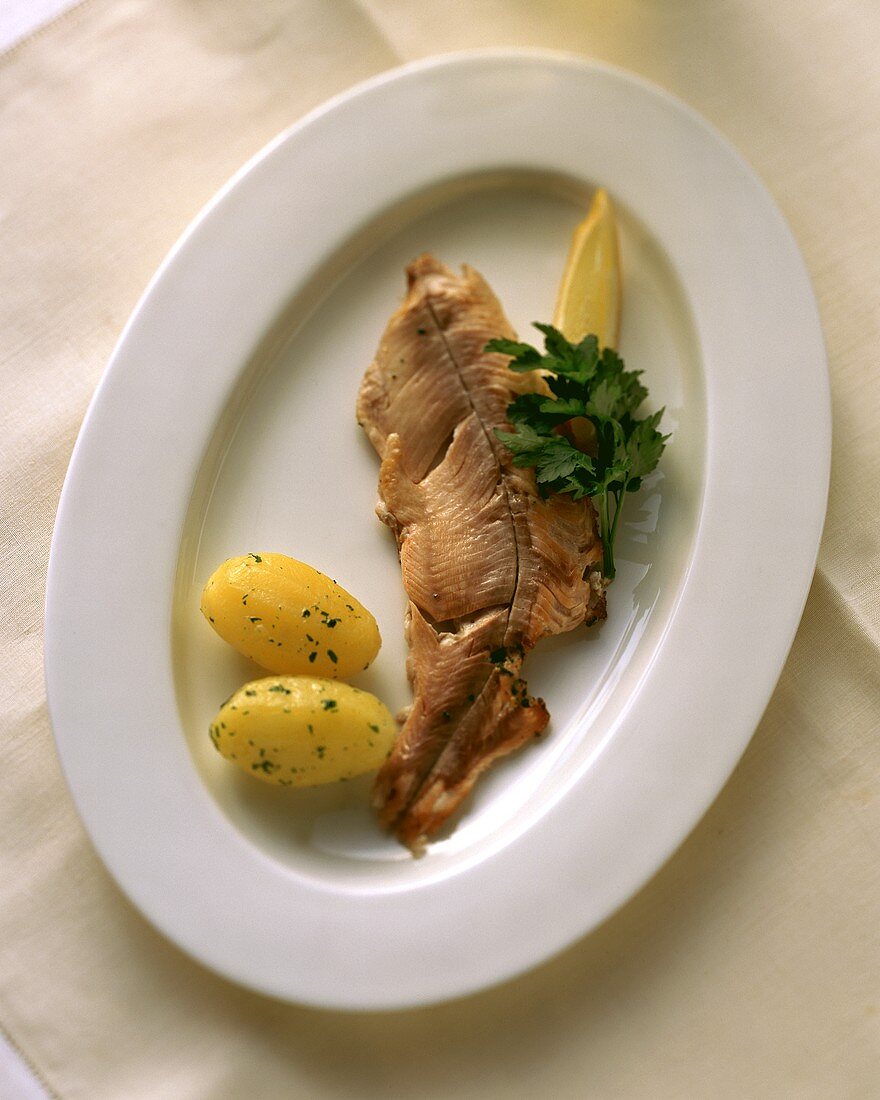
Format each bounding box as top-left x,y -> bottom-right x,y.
358,255 -> 606,853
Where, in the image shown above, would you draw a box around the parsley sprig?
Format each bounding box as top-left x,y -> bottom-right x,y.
488,323 -> 669,580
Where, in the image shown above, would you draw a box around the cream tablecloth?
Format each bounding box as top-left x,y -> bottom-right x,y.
2,2 -> 878,1096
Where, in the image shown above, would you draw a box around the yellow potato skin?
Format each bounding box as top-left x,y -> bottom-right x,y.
200,553 -> 380,678
209,676 -> 396,787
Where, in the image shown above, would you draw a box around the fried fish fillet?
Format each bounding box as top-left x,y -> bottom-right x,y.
358,255 -> 606,853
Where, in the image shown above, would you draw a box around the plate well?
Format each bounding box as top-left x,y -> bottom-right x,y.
172,170 -> 705,885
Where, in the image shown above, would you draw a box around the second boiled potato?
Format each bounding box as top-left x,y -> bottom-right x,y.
209,676 -> 396,787
201,553 -> 380,678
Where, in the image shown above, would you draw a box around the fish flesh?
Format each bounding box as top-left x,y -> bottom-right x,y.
357,255 -> 606,853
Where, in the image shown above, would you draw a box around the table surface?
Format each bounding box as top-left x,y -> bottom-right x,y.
2,2 -> 878,1097
0,21 -> 74,1100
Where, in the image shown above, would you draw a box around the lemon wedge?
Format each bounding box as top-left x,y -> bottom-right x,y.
552,187 -> 621,350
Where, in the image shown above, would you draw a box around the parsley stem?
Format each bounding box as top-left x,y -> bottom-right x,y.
609,486 -> 625,555
599,492 -> 616,579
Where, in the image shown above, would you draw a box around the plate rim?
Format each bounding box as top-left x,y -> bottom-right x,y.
44,48 -> 831,1009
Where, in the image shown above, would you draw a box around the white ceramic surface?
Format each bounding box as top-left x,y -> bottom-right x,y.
0,0 -> 78,53
44,51 -> 830,1009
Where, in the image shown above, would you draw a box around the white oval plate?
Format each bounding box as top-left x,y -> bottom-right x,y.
45,51 -> 829,1009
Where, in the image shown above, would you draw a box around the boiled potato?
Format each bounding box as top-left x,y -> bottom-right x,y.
209,676 -> 396,786
200,553 -> 380,678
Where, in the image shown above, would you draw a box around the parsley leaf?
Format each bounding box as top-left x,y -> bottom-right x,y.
484,337 -> 545,371
489,325 -> 669,578
534,439 -> 588,483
